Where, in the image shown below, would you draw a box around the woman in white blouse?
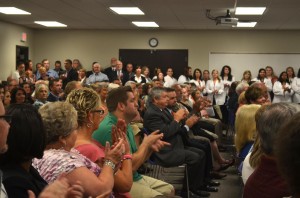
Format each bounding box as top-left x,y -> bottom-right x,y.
292,68 -> 300,103
252,68 -> 273,92
206,69 -> 225,119
190,68 -> 206,95
178,66 -> 192,84
220,65 -> 235,96
273,71 -> 294,103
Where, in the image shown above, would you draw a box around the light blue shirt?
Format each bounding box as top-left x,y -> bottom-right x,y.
86,72 -> 109,84
36,69 -> 59,79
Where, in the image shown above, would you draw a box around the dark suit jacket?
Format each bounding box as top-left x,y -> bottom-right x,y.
144,103 -> 188,166
63,68 -> 78,88
104,67 -> 117,82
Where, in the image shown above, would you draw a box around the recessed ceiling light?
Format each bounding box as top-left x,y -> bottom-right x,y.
132,21 -> 159,27
236,22 -> 257,27
0,7 -> 31,15
34,21 -> 67,27
235,7 -> 266,15
110,7 -> 144,15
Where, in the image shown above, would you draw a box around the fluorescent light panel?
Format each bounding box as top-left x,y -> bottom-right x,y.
0,7 -> 31,15
110,7 -> 144,15
132,21 -> 159,27
235,7 -> 266,15
34,21 -> 67,27
236,22 -> 257,27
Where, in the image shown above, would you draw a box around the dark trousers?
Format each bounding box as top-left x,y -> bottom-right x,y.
184,147 -> 206,191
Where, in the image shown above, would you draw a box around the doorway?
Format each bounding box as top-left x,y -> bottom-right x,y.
119,49 -> 188,79
16,45 -> 29,69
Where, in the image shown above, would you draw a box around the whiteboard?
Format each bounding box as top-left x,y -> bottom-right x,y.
209,53 -> 300,80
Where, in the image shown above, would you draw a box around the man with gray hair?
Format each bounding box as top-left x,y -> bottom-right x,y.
243,103 -> 300,198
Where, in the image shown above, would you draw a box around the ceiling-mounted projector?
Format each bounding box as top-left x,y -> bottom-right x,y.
217,17 -> 238,26
206,9 -> 239,26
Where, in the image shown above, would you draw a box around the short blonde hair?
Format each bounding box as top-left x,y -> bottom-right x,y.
66,88 -> 101,127
35,84 -> 49,100
39,102 -> 78,144
235,104 -> 261,153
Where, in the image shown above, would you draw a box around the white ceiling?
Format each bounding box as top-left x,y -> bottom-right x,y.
0,0 -> 300,30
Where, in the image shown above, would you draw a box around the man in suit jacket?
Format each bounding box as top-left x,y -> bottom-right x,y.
104,57 -> 118,82
62,59 -> 78,89
144,87 -> 211,197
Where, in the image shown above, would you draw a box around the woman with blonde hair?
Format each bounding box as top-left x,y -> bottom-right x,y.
241,70 -> 252,84
235,104 -> 261,158
66,88 -> 133,197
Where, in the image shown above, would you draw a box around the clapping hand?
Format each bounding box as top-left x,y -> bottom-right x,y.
143,130 -> 170,152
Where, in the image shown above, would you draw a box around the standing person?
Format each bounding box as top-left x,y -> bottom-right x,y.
61,59 -> 78,89
141,66 -> 152,83
206,69 -> 225,121
265,66 -> 278,85
286,66 -> 295,84
130,66 -> 146,84
252,68 -> 273,100
21,82 -> 34,104
152,67 -> 162,80
92,86 -> 175,198
36,59 -> 59,80
202,70 -> 210,84
241,70 -> 252,84
47,79 -> 62,102
190,68 -> 206,95
86,62 -> 109,85
53,60 -> 65,77
11,62 -> 25,83
164,67 -> 177,87
72,59 -> 82,71
273,71 -> 294,103
122,63 -> 135,85
220,65 -> 235,125
178,66 -> 192,84
292,68 -> 300,103
104,57 -> 118,82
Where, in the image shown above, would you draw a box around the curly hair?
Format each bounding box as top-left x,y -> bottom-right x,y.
39,102 -> 78,144
66,88 -> 101,127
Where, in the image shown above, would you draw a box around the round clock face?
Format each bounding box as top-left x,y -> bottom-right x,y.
149,38 -> 158,47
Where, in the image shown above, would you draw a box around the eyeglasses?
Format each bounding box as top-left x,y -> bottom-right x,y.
91,109 -> 105,115
0,115 -> 12,124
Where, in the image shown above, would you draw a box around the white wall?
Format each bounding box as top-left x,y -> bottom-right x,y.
2,22 -> 300,81
33,30 -> 300,74
0,21 -> 34,81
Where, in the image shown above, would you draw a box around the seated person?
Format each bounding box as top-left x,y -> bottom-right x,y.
275,112 -> 300,198
33,102 -> 124,197
66,88 -> 133,197
92,86 -> 175,198
244,103 -> 300,198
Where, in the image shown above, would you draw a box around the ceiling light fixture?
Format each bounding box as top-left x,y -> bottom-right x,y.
236,22 -> 257,27
110,7 -> 144,15
132,21 -> 159,27
235,7 -> 266,15
34,21 -> 67,27
0,7 -> 31,15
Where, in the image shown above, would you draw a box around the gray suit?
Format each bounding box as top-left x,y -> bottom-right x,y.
144,103 -> 207,191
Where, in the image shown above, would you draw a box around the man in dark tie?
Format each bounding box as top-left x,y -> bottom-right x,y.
144,87 -> 213,197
